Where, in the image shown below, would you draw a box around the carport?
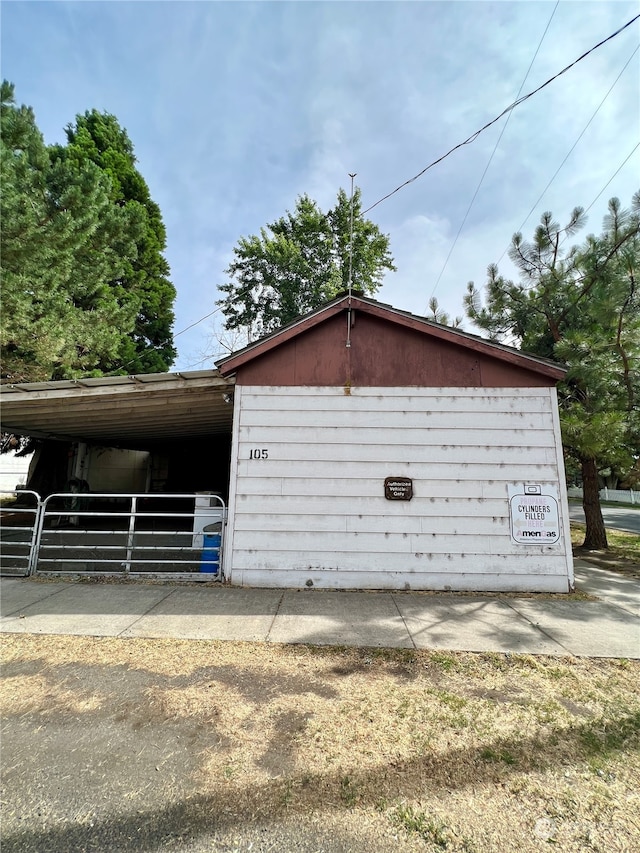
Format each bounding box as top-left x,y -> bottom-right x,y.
0,369 -> 235,449
0,370 -> 236,578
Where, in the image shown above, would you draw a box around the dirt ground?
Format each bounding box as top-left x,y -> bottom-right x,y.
1,634 -> 639,853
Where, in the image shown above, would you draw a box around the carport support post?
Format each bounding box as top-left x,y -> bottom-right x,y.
124,496 -> 137,573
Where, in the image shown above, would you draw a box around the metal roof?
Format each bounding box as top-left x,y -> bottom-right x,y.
0,370 -> 235,448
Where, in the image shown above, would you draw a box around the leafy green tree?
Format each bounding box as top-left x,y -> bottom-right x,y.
59,110 -> 177,373
465,194 -> 639,550
218,189 -> 395,341
1,81 -> 143,382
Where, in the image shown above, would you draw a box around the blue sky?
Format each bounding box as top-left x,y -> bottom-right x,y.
2,1 -> 638,369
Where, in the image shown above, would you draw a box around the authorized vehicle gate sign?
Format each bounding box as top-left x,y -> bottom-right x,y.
508,484 -> 560,544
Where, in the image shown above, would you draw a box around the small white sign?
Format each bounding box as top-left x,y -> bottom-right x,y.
508,484 -> 560,545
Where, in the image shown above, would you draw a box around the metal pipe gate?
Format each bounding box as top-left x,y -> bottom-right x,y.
0,490 -> 42,576
0,491 -> 226,580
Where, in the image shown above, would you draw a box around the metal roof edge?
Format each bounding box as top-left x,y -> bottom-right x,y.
216,298 -> 347,375
0,368 -> 232,397
216,294 -> 567,380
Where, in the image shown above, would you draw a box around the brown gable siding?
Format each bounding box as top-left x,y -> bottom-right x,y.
234,310 -> 554,388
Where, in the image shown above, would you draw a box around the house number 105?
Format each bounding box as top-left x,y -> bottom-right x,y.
249,448 -> 269,460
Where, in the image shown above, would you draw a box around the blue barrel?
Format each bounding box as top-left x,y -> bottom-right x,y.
200,533 -> 221,574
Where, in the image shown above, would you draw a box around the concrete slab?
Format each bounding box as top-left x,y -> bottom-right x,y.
507,599 -> 640,659
0,578 -> 78,617
394,596 -> 567,654
0,582 -> 173,637
122,587 -> 283,641
2,574 -> 638,658
269,590 -> 412,647
573,560 -> 640,617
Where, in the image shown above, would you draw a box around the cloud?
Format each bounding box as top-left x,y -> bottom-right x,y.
2,0 -> 638,367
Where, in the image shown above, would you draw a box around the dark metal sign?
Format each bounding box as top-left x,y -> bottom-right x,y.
384,477 -> 413,501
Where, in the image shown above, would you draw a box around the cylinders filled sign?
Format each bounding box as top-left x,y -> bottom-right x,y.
508,484 -> 560,545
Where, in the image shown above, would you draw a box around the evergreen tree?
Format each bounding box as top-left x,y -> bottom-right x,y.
465,194 -> 640,549
60,110 -> 176,373
1,85 -> 176,381
1,82 -> 143,382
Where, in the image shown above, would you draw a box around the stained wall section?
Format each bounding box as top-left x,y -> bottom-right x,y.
223,385 -> 573,591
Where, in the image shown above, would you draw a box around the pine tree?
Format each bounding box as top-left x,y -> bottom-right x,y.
1,85 -> 176,381
465,194 -> 640,549
60,110 -> 176,373
1,82 -> 143,382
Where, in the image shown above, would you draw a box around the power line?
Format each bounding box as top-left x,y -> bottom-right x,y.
102,305 -> 226,377
492,141 -> 639,278
496,43 -> 640,266
104,283 -> 252,376
174,306 -> 222,338
108,14 -> 639,377
427,1 -> 559,308
363,13 -> 640,216
114,134 -> 639,376
582,141 -> 640,217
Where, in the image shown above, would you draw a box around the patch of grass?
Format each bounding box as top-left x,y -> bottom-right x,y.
605,528 -> 640,561
546,664 -> 574,681
392,805 -> 450,847
430,689 -> 468,710
479,651 -> 512,672
3,634 -> 640,852
369,647 -> 417,665
480,746 -> 518,766
429,652 -> 458,672
281,778 -> 294,805
578,710 -> 640,757
533,699 -> 563,724
391,805 -> 479,851
339,774 -> 358,807
571,523 -> 639,564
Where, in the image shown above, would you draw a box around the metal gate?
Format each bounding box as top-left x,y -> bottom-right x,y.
0,490 -> 42,576
1,491 -> 226,580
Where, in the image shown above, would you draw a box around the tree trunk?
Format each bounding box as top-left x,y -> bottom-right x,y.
581,456 -> 608,550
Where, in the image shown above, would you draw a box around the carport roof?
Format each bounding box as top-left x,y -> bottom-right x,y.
0,370 -> 235,448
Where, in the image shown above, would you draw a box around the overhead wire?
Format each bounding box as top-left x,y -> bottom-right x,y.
106,13 -> 639,376
473,142 -> 640,325
362,13 -> 639,216
581,140 -> 640,217
495,43 -> 640,267
427,0 -> 559,310
492,139 -> 640,276
103,283 -> 252,376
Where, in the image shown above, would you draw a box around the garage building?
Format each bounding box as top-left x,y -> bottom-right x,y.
217,293 -> 573,592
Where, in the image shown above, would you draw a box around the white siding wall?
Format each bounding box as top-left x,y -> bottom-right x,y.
0,450 -> 33,492
224,386 -> 573,592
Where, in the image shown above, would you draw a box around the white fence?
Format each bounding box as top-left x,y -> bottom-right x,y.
568,486 -> 638,505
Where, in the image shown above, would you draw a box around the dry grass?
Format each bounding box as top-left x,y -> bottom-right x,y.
571,523 -> 640,580
2,633 -> 639,852
598,528 -> 639,562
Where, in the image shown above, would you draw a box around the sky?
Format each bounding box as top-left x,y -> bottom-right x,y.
2,0 -> 639,371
